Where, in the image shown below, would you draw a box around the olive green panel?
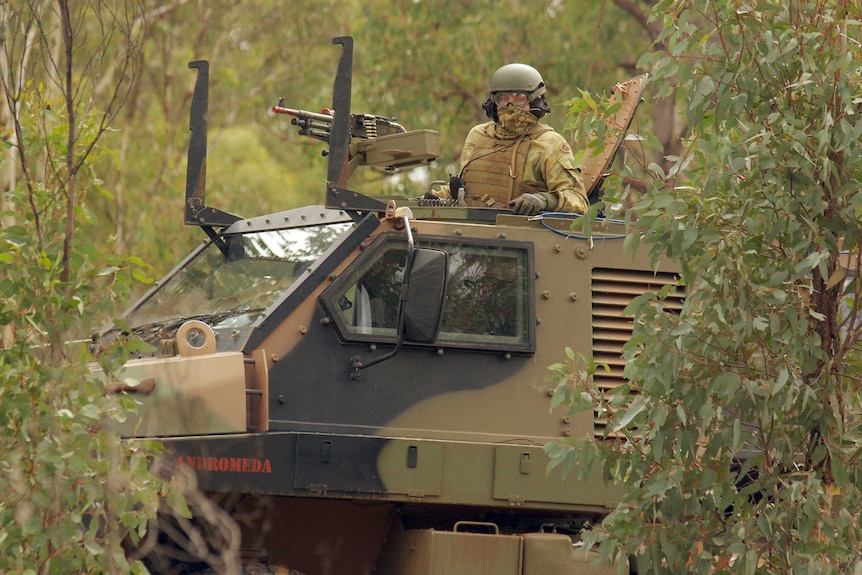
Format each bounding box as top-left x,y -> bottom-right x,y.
378,438 -> 495,505
377,439 -> 443,497
376,439 -> 616,514
492,446 -> 617,508
95,351 -> 247,437
436,442 -> 498,505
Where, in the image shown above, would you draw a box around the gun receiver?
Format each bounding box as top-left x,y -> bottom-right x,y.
271,98 -> 439,176
272,100 -> 407,144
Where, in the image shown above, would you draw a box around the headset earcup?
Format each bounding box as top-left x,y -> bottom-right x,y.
482,98 -> 498,121
529,95 -> 551,119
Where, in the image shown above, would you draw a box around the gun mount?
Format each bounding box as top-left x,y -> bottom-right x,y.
272,102 -> 438,188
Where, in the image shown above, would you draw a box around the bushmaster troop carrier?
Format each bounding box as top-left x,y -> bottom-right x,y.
105,36 -> 680,574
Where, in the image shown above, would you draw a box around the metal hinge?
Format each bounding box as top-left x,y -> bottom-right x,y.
507,495 -> 526,506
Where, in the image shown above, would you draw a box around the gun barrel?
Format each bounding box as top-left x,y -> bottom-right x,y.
272,106 -> 334,124
302,119 -> 334,133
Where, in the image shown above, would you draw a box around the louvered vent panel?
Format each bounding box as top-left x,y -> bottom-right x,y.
591,268 -> 684,438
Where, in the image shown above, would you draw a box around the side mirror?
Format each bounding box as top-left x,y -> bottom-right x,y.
403,248 -> 448,343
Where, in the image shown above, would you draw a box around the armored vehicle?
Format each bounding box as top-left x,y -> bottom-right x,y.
108,37 -> 679,574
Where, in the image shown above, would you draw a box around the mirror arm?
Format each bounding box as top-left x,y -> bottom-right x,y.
350,210 -> 414,380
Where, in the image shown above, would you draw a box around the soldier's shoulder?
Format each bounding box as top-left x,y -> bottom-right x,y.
533,124 -> 565,140
533,127 -> 573,155
463,122 -> 497,146
474,121 -> 496,134
464,121 -> 492,138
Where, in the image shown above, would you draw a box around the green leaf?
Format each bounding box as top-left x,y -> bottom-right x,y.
84,539 -> 104,555
831,455 -> 849,486
613,396 -> 646,432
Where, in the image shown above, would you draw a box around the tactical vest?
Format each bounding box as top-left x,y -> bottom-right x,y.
460,124 -> 553,208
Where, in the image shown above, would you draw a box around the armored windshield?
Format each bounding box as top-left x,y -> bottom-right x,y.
127,223 -> 352,329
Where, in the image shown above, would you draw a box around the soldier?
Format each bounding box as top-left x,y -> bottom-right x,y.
437,63 -> 589,215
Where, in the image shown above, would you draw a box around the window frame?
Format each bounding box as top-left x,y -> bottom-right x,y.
319,232 -> 536,354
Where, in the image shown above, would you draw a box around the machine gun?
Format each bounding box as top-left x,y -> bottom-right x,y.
271,98 -> 439,178
272,99 -> 408,143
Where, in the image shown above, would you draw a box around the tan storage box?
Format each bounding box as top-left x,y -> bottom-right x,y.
376,526 -> 521,575
522,533 -> 622,575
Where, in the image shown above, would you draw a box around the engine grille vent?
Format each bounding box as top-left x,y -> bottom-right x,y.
591,268 -> 684,438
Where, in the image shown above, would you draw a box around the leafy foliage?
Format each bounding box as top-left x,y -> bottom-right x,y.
549,1 -> 862,573
0,96 -> 167,575
0,3 -> 196,573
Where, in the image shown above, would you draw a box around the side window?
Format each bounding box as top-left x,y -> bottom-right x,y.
320,234 -> 534,352
333,246 -> 406,337
440,247 -> 526,342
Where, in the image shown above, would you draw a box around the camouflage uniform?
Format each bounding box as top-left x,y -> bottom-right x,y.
428,63 -> 588,214
457,120 -> 588,213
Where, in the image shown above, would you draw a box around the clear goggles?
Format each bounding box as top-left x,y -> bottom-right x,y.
491,91 -> 530,107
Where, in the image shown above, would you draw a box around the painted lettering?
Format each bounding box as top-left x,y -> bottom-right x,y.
175,455 -> 273,473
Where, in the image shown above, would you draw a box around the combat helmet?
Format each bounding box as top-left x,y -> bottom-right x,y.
483,63 -> 551,121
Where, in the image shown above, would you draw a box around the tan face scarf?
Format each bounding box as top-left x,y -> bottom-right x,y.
495,106 -> 538,138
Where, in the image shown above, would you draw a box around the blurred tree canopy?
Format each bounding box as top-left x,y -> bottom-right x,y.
81,0 -> 656,285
